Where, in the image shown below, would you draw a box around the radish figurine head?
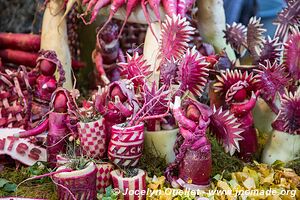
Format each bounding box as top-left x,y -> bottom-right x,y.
53,91 -> 68,113
36,50 -> 66,87
97,22 -> 119,49
39,59 -> 57,76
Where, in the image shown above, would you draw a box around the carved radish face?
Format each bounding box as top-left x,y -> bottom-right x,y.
110,85 -> 127,102
98,22 -> 119,45
233,88 -> 247,102
53,92 -> 68,113
186,104 -> 201,122
39,59 -> 56,76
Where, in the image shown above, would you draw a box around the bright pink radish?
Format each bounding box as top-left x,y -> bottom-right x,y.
148,0 -> 161,21
141,0 -> 159,41
82,0 -> 111,25
15,119 -> 49,138
162,0 -> 177,16
0,33 -> 40,52
177,0 -> 186,16
100,0 -> 126,33
118,0 -> 141,37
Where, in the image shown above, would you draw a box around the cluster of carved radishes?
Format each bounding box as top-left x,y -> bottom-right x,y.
224,6 -> 300,135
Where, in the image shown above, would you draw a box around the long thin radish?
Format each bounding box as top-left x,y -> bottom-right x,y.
0,49 -> 38,67
86,0 -> 98,14
81,0 -> 110,25
162,0 -> 177,16
118,0 -> 141,37
100,0 -> 126,33
177,0 -> 186,16
148,0 -> 161,22
15,119 -> 49,138
0,33 -> 40,52
0,49 -> 85,69
141,0 -> 159,41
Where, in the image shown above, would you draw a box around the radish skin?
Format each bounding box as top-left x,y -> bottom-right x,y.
148,0 -> 161,21
0,49 -> 38,67
15,119 -> 49,138
100,0 -> 126,33
0,33 -> 40,52
85,0 -> 111,25
41,0 -> 72,89
177,0 -> 186,16
118,0 -> 141,37
162,0 -> 177,16
0,49 -> 85,69
196,0 -> 235,61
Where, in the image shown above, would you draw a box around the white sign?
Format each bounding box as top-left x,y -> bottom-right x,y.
0,128 -> 47,166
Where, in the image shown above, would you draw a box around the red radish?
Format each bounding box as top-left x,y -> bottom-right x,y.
162,0 -> 177,16
100,0 -> 126,33
92,50 -> 110,85
0,49 -> 85,69
118,0 -> 141,37
141,0 -> 159,41
82,0 -> 111,25
111,86 -> 127,102
39,59 -> 57,76
53,92 -> 68,113
0,33 -> 40,52
148,0 -> 161,21
186,104 -> 201,122
177,0 -> 186,16
0,49 -> 38,67
15,119 -> 49,138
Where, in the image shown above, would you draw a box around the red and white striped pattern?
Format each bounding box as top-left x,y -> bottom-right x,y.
111,169 -> 146,200
78,118 -> 106,159
108,123 -> 144,167
96,162 -> 114,193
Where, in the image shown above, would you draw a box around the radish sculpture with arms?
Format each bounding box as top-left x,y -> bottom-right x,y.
165,96 -> 243,189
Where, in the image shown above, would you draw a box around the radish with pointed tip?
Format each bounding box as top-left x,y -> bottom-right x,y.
100,0 -> 126,33
15,119 -> 49,138
118,0 -> 141,38
162,0 -> 177,16
148,0 -> 161,22
84,0 -> 111,25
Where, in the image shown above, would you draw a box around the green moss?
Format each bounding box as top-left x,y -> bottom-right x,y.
139,149 -> 168,177
209,135 -> 245,179
286,158 -> 300,175
0,167 -> 57,199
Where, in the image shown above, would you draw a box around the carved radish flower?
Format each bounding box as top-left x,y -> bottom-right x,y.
177,47 -> 209,96
160,57 -> 179,85
159,14 -> 195,61
209,106 -> 244,155
284,32 -> 300,80
119,52 -> 152,90
274,89 -> 300,135
255,61 -> 290,101
214,69 -> 259,102
256,37 -> 282,64
223,22 -> 247,54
